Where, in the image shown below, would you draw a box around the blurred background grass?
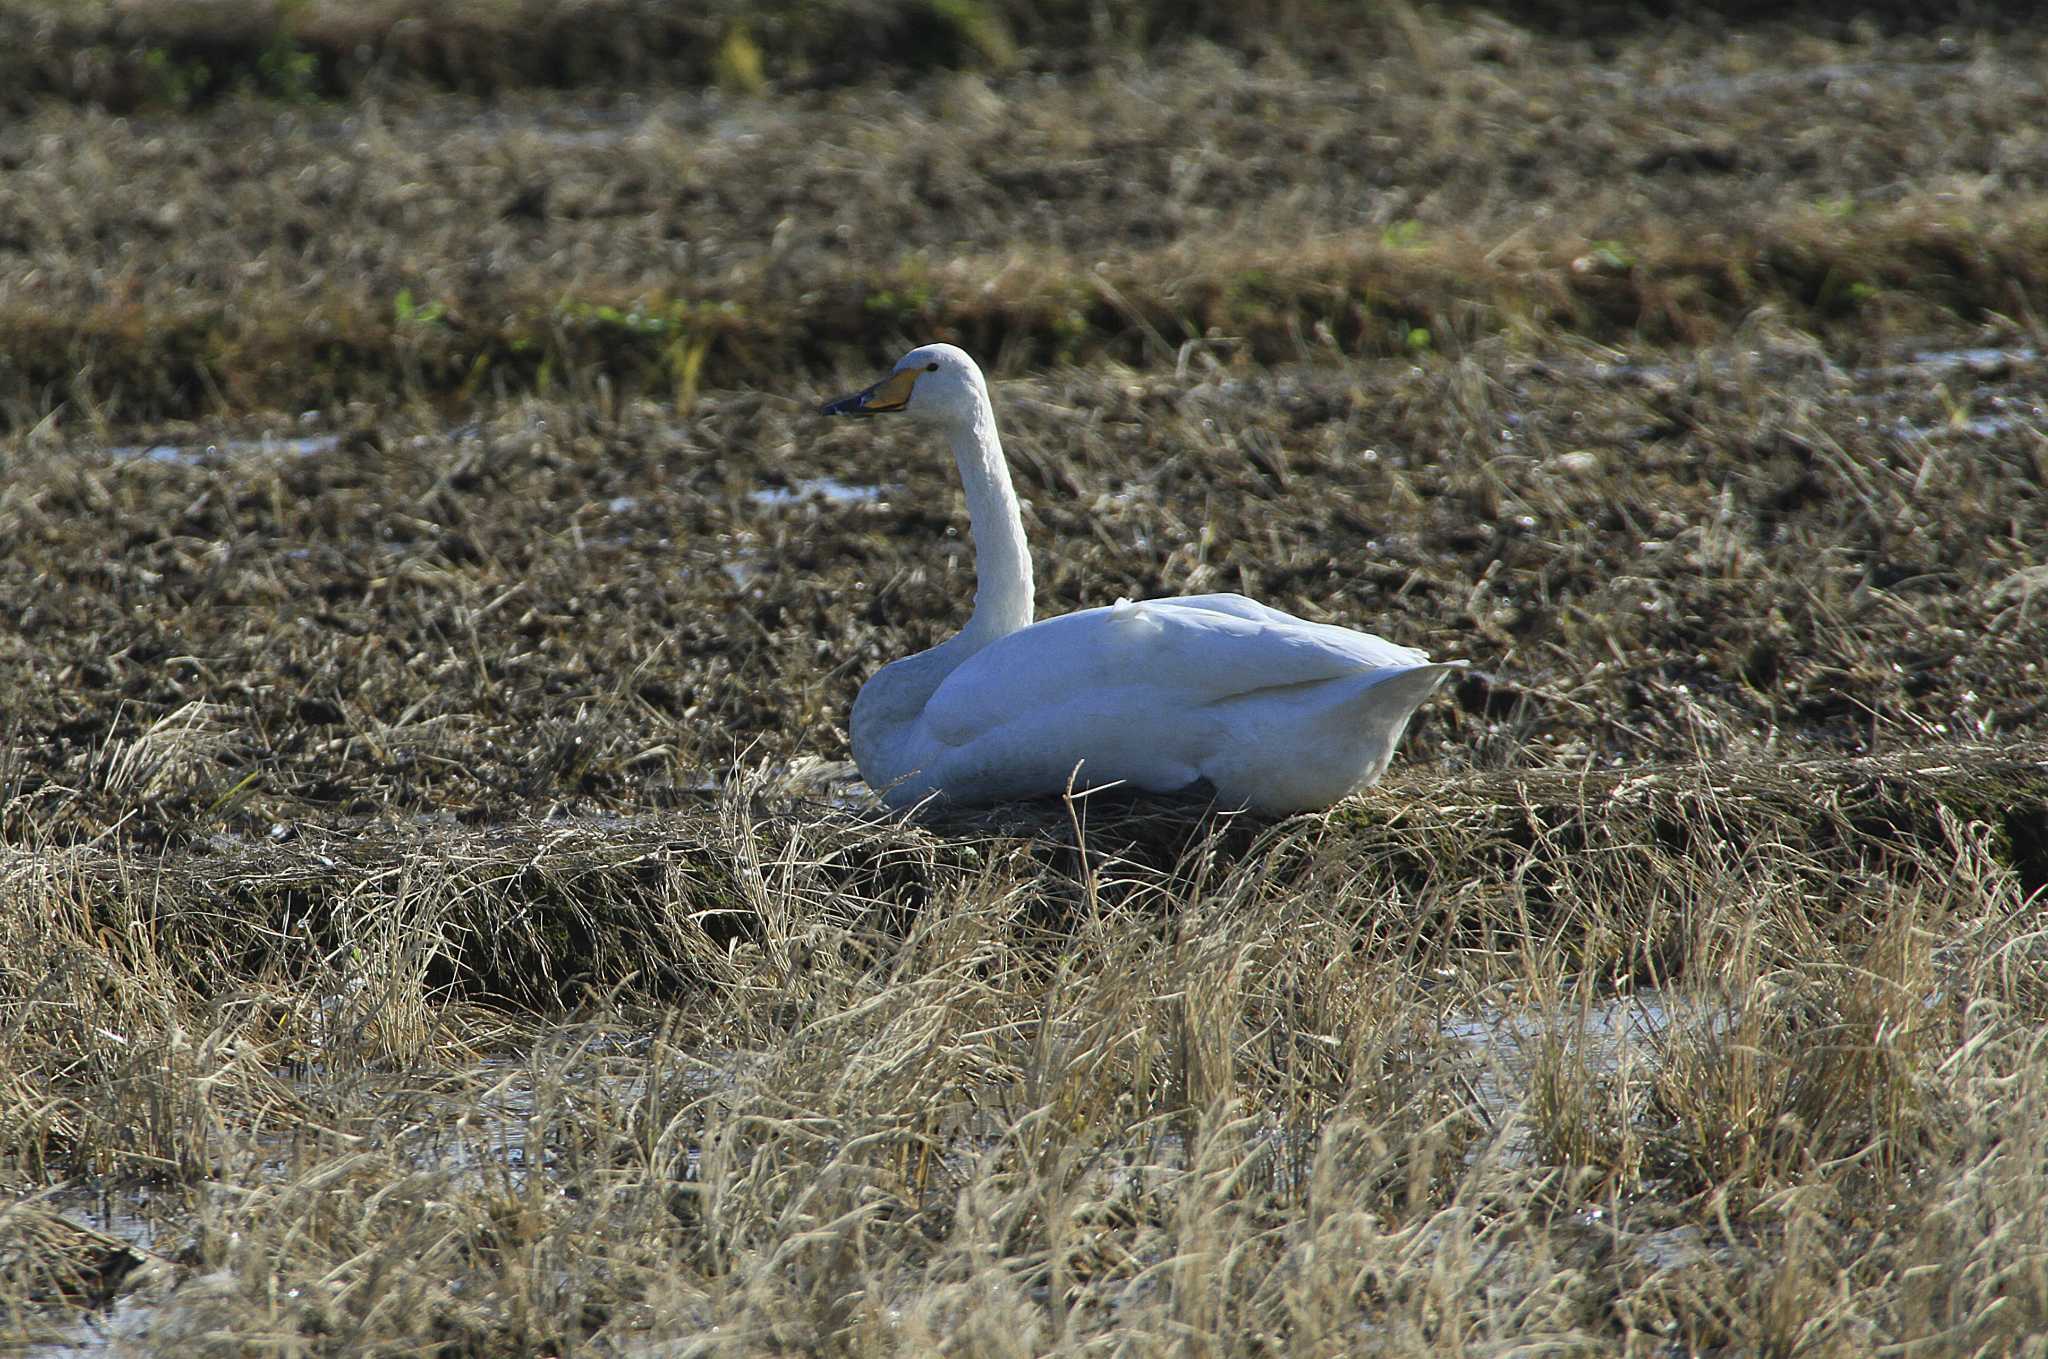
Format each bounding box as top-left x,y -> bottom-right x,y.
0,0 -> 2022,112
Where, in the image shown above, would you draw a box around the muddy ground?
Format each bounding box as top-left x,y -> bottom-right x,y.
5,331 -> 2045,846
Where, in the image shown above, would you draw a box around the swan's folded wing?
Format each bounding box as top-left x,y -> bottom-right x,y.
921,596 -> 1434,750
1157,594 -> 1436,669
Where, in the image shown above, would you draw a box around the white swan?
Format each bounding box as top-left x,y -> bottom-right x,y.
820,344 -> 1463,815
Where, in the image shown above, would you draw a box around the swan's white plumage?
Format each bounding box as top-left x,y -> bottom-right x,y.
821,345 -> 1462,815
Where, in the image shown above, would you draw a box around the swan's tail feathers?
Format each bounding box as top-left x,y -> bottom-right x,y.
1344,660 -> 1466,777
1364,659 -> 1466,713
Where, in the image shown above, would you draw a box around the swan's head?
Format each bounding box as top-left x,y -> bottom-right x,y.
820,344 -> 987,427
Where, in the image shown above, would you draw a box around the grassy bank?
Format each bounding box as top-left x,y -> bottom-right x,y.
1,0 -> 2017,114
6,745 -> 2044,1012
4,20 -> 2046,426
7,203 -> 2044,427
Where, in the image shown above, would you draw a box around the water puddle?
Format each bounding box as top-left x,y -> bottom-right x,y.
748,477 -> 887,508
1906,344 -> 2039,373
15,1034 -> 708,1355
1641,60 -> 1959,106
1571,340 -> 2040,390
1859,344 -> 2042,386
9,1190 -> 173,1356
1890,411 -> 2038,442
1860,345 -> 2045,442
1438,988 -> 1730,1277
1443,987 -> 1731,1142
108,433 -> 341,467
22,1291 -> 160,1358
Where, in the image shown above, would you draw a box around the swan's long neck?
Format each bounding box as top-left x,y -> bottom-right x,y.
849,386 -> 1034,799
949,394 -> 1033,643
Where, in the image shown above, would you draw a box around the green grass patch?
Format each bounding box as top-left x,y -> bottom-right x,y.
5,210 -> 2045,426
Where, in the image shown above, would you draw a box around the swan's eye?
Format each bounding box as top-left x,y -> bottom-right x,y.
926,362 -> 939,372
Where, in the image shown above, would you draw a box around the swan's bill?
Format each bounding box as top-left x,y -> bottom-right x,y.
820,365 -> 919,416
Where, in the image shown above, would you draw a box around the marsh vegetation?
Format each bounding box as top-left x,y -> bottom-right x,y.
3,3 -> 2047,1354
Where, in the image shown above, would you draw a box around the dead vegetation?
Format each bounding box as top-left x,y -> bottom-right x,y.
3,746 -> 2046,1353
2,0 -> 2004,116
2,18 -> 2046,423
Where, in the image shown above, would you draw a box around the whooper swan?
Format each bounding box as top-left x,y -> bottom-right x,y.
820,344 -> 1463,815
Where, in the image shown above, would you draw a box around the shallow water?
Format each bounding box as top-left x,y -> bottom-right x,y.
16,1048 -> 685,1356
1889,410 -> 2039,442
1586,341 -> 2039,389
1444,986 -> 1729,1145
107,433 -> 341,466
23,1294 -> 156,1358
747,476 -> 888,508
1906,344 -> 2040,372
1440,988 -> 1730,1276
13,1190 -> 168,1357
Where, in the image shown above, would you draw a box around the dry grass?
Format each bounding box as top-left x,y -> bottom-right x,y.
6,0 -> 1996,116
3,748 -> 2045,1353
3,19 -> 2046,422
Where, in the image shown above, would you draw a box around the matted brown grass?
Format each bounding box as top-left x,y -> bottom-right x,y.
3,745 -> 2045,1353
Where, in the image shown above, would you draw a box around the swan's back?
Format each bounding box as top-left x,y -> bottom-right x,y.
893,594 -> 1459,814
